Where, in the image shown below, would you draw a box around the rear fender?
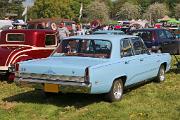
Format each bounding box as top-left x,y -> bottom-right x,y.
11,54 -> 33,64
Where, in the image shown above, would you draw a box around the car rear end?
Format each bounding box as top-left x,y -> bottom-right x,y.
14,58 -> 92,94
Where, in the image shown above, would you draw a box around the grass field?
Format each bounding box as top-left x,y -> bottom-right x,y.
0,57 -> 180,120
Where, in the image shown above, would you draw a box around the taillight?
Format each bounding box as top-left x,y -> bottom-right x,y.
85,67 -> 90,84
15,63 -> 19,71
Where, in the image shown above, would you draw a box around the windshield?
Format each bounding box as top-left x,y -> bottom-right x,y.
52,39 -> 111,58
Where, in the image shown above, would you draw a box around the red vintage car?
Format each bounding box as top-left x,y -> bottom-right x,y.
0,29 -> 58,80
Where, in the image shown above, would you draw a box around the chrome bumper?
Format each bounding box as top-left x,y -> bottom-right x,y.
0,66 -> 9,74
14,77 -> 91,93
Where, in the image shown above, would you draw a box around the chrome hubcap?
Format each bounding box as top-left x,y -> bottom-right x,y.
113,81 -> 123,99
159,68 -> 165,81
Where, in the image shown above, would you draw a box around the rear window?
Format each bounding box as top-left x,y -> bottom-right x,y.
27,24 -> 36,29
131,31 -> 152,41
52,39 -> 111,58
45,34 -> 56,46
7,33 -> 25,42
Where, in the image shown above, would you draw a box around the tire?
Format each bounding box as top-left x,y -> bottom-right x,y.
155,65 -> 165,82
106,79 -> 124,102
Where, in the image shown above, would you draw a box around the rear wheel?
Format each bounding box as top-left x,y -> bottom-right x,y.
106,79 -> 124,102
155,65 -> 165,82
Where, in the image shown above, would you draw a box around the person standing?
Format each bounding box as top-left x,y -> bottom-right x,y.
57,22 -> 70,42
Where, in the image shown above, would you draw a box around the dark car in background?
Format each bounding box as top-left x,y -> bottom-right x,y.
129,28 -> 180,55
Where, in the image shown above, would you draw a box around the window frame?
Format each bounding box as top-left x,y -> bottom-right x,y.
6,33 -> 25,42
130,37 -> 148,55
120,38 -> 134,58
45,34 -> 57,47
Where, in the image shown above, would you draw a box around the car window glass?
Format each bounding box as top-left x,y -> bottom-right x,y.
37,24 -> 45,29
7,33 -> 25,42
131,37 -> 146,55
120,39 -> 133,57
52,39 -> 111,58
131,31 -> 152,41
165,30 -> 173,39
157,30 -> 166,39
45,35 -> 56,46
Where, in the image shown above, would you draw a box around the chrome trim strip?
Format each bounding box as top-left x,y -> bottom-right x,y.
0,66 -> 9,70
17,73 -> 85,82
15,77 -> 91,93
15,77 -> 90,87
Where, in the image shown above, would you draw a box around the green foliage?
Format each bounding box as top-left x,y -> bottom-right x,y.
84,1 -> 110,24
174,4 -> 180,19
29,0 -> 92,21
0,0 -> 25,19
143,3 -> 169,23
116,2 -> 141,20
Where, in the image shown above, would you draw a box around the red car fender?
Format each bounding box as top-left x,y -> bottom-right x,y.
11,54 -> 33,64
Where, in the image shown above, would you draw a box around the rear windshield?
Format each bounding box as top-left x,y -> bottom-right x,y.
52,39 -> 111,58
131,31 -> 152,41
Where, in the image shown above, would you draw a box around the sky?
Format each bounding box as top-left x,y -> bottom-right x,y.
23,0 -> 35,7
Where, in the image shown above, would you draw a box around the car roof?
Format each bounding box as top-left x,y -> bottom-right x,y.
93,30 -> 124,33
131,28 -> 166,31
1,29 -> 56,35
65,35 -> 137,41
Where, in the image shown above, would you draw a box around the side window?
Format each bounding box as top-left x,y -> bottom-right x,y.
7,33 -> 25,42
157,30 -> 166,39
165,30 -> 174,39
45,35 -> 56,46
120,39 -> 133,57
131,37 -> 146,55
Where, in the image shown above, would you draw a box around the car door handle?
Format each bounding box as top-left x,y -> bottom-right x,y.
140,58 -> 144,61
125,61 -> 130,64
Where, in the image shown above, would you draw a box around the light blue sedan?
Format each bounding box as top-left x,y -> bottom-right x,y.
14,35 -> 171,102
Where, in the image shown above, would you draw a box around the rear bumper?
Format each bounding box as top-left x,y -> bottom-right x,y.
14,77 -> 91,93
0,66 -> 9,74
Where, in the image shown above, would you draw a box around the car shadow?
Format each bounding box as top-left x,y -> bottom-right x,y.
3,90 -> 105,108
168,68 -> 180,74
124,80 -> 152,94
3,81 -> 154,108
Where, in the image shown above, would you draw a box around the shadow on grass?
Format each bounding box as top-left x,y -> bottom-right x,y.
124,80 -> 152,94
3,90 -> 105,108
168,68 -> 180,74
2,80 -> 154,108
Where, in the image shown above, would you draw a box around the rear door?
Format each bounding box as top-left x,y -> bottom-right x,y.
120,37 -> 156,86
130,37 -> 158,83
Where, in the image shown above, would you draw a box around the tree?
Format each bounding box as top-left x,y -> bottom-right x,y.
174,4 -> 180,19
29,0 -> 74,19
84,1 -> 110,24
116,2 -> 141,20
0,0 -> 24,19
143,3 -> 169,23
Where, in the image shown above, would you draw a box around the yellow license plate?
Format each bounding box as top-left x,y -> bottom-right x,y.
44,83 -> 59,93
